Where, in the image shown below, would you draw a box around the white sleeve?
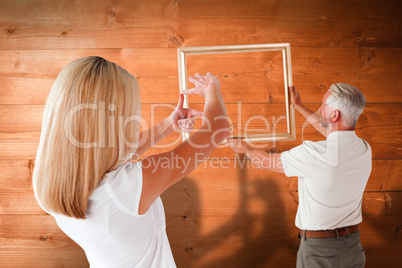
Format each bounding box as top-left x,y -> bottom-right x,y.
281,142 -> 315,178
104,161 -> 143,216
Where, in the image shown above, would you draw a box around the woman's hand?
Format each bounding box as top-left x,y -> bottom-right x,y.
183,72 -> 221,99
170,94 -> 203,133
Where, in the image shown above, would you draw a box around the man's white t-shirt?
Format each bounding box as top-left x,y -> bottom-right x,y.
52,161 -> 177,268
281,131 -> 372,231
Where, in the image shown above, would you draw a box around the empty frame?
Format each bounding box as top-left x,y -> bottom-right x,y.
177,43 -> 296,143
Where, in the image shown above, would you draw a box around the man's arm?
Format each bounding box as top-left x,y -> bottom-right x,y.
289,86 -> 328,137
227,139 -> 284,173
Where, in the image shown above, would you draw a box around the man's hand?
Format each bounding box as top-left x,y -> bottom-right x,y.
170,94 -> 203,133
227,138 -> 253,154
227,138 -> 284,173
289,86 -> 302,108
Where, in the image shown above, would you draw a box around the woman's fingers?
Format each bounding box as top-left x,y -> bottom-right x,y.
177,94 -> 184,108
195,73 -> 206,83
177,118 -> 195,133
188,109 -> 203,117
188,75 -> 202,86
181,88 -> 198,95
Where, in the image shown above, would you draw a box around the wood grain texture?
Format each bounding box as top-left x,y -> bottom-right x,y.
166,215 -> 402,268
0,48 -> 401,105
0,103 -> 400,159
0,0 -> 401,49
0,0 -> 401,267
1,214 -> 399,268
0,215 -> 88,267
1,159 -> 401,215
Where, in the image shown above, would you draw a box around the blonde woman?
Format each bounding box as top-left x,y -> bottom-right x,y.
33,56 -> 229,267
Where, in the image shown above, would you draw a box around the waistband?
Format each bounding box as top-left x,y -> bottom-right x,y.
299,225 -> 359,239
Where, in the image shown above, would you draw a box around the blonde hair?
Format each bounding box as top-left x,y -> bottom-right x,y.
327,83 -> 366,128
33,56 -> 141,219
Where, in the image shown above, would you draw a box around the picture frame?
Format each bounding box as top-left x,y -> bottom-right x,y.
177,43 -> 296,143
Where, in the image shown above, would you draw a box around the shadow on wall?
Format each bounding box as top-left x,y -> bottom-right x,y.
165,156 -> 297,268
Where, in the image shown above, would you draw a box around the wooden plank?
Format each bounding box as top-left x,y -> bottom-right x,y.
368,160 -> 402,191
162,174 -> 402,217
0,158 -> 298,215
292,47 -> 402,104
1,103 -> 399,159
0,158 -> 399,193
0,159 -> 32,188
0,215 -> 88,267
6,159 -> 400,218
0,104 -> 402,159
161,168 -> 298,217
2,158 -> 400,215
0,103 -> 290,134
0,0 -> 401,49
0,49 -> 180,105
0,48 -> 401,105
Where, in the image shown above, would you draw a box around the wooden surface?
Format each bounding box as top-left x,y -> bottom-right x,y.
0,0 -> 401,267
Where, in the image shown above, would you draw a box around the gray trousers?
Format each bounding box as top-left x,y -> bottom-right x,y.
297,232 -> 366,268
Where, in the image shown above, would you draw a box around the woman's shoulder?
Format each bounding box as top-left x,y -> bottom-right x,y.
101,161 -> 143,216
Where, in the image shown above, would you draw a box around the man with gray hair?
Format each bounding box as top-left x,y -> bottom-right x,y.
228,83 -> 371,268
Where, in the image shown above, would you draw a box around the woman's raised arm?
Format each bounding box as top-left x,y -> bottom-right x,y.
139,73 -> 230,214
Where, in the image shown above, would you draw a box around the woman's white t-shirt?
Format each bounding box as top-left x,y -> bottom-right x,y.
52,161 -> 177,267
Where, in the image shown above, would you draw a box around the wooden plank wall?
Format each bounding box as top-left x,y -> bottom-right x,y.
0,0 -> 401,267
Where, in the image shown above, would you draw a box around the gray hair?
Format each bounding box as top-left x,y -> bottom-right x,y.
326,83 -> 366,128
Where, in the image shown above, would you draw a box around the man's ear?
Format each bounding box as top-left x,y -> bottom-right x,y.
330,110 -> 340,123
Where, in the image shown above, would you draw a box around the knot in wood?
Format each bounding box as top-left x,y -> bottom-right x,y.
168,35 -> 183,47
6,28 -> 15,35
107,10 -> 116,24
29,160 -> 35,178
361,50 -> 374,69
268,93 -> 273,103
